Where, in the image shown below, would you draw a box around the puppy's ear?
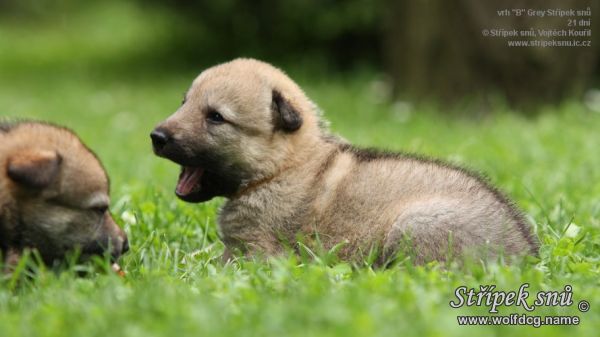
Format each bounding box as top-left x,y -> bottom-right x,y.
271,90 -> 302,132
7,149 -> 62,189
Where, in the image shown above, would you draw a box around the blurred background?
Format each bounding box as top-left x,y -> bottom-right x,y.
1,0 -> 598,109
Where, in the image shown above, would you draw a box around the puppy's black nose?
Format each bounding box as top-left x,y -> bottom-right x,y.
122,238 -> 130,254
151,128 -> 171,152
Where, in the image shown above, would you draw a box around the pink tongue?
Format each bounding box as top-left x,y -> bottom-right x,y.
176,167 -> 204,196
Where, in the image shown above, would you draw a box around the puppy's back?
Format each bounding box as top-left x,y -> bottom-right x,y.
313,144 -> 538,261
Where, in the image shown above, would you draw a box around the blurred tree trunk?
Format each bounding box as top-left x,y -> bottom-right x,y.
383,0 -> 599,109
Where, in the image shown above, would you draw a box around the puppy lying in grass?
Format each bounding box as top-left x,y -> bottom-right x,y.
151,58 -> 538,264
0,121 -> 128,273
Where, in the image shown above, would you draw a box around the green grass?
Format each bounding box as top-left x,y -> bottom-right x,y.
1,2 -> 600,336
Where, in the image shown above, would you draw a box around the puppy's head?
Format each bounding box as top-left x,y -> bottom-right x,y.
2,123 -> 128,264
151,58 -> 321,202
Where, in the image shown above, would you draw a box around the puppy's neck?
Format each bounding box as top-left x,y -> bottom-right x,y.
232,160 -> 299,199
231,134 -> 334,199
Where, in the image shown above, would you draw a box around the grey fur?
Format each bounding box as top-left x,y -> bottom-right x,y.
152,58 -> 539,264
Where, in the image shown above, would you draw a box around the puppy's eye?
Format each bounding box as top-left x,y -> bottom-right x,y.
206,110 -> 225,124
92,205 -> 109,215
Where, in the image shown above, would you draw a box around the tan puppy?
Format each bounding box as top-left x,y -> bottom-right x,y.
0,121 -> 128,268
151,58 -> 538,264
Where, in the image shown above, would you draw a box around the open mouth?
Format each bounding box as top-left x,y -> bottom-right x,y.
168,158 -> 244,203
176,166 -> 205,198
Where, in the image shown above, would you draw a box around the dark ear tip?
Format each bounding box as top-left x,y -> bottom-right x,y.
272,89 -> 303,132
283,112 -> 303,132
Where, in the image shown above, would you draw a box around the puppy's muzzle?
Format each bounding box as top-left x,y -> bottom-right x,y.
84,234 -> 129,261
150,127 -> 172,154
84,216 -> 130,260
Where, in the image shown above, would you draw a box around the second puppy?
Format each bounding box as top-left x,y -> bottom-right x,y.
0,121 -> 128,269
